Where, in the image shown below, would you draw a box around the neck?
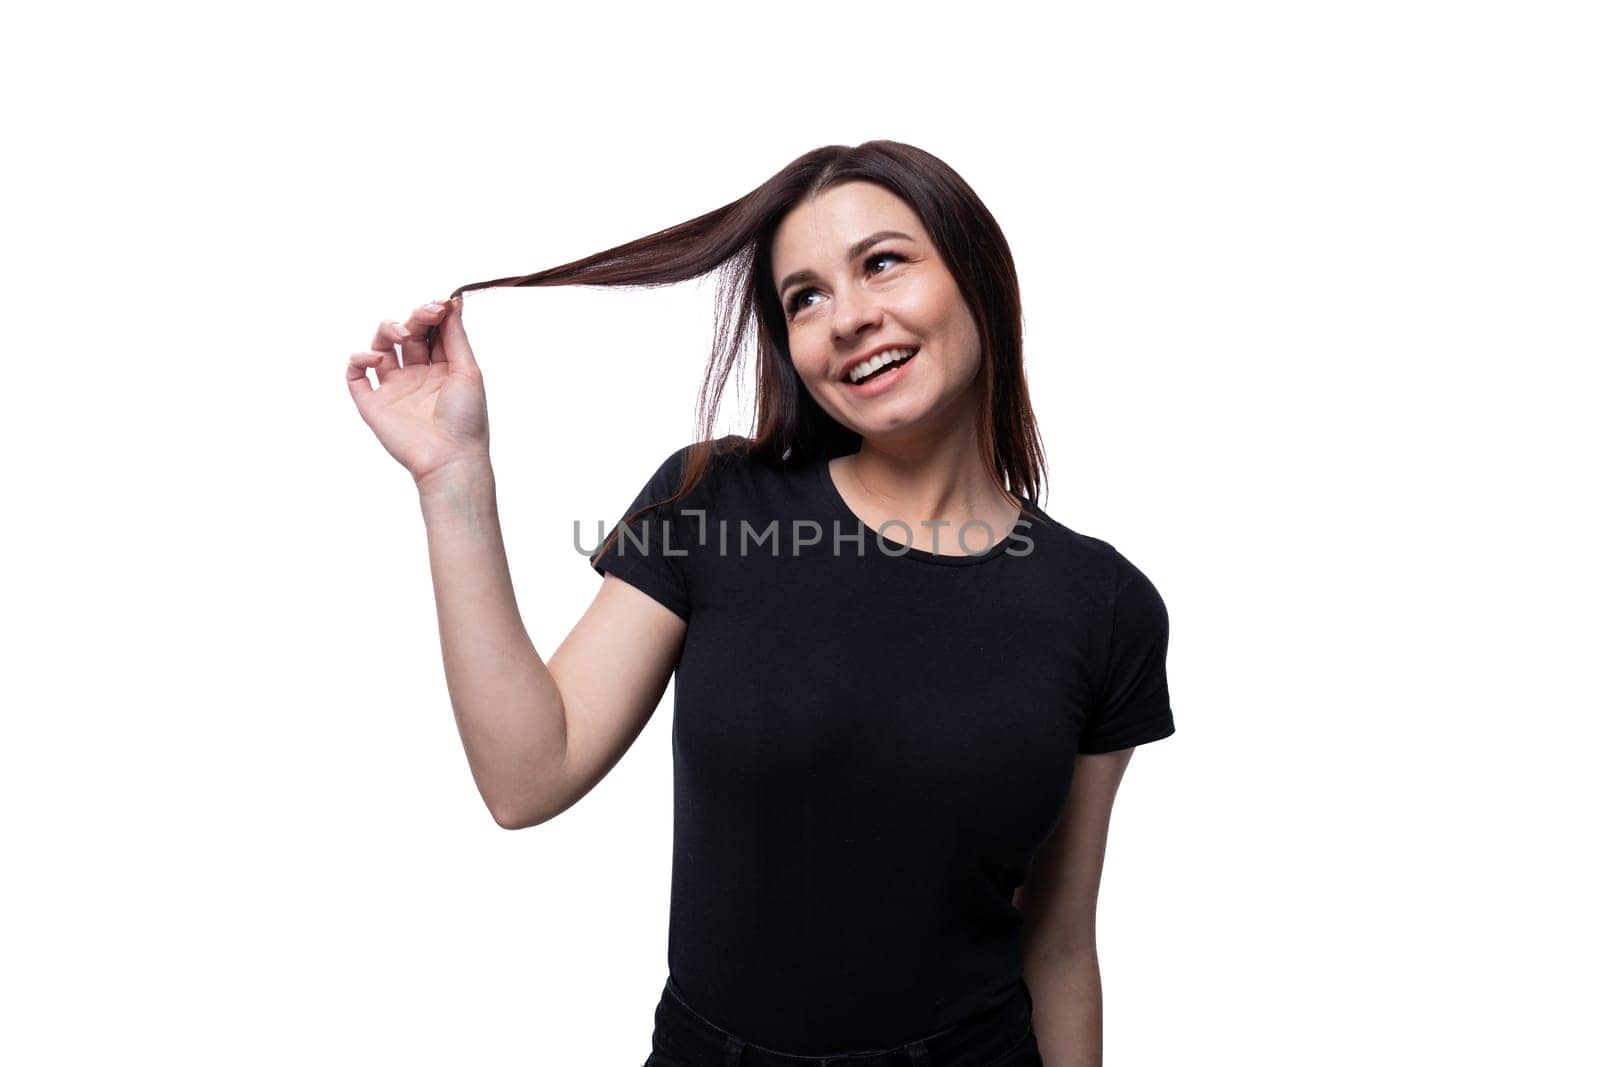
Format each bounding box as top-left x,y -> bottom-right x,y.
840,397 -> 1023,534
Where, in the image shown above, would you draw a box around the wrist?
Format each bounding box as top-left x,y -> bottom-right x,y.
416,454 -> 496,500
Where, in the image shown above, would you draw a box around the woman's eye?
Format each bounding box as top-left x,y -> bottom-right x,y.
866,251 -> 904,275
785,252 -> 905,316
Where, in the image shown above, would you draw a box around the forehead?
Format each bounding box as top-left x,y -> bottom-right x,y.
771,181 -> 926,269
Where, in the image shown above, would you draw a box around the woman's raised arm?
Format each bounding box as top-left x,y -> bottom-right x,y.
348,300 -> 685,828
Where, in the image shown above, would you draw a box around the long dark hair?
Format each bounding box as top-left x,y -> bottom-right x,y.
423,140 -> 1048,559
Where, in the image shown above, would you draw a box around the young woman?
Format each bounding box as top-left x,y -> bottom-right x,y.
346,141 -> 1176,1067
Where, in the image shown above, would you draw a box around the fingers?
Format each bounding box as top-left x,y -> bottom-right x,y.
433,296 -> 480,374
398,300 -> 452,367
367,320 -> 405,378
346,351 -> 386,403
348,298 -> 460,403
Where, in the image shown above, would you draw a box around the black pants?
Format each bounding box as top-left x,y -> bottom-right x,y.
643,975 -> 1044,1067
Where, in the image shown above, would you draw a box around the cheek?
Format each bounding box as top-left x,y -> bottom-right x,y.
958,317 -> 984,367
899,280 -> 970,341
788,341 -> 830,384
890,286 -> 942,328
914,304 -> 980,372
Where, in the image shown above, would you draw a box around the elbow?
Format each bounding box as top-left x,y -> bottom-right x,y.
486,791 -> 530,830
486,763 -> 572,829
491,805 -> 527,831
489,797 -> 558,831
1023,929 -> 1099,964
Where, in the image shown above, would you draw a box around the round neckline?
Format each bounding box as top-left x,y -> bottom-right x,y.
812,455 -> 1038,567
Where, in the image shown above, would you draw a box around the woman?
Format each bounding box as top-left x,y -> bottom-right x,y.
346,141 -> 1176,1067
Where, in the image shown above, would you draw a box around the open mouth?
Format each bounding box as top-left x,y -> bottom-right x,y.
844,347 -> 919,386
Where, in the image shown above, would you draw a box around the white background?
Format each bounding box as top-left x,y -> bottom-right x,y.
3,1 -> 1595,1063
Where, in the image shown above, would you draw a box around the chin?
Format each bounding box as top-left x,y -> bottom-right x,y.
848,408 -> 938,441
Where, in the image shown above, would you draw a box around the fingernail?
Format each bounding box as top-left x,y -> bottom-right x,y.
423,302 -> 445,313
392,322 -> 410,338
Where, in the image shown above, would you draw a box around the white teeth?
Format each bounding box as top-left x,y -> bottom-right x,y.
847,347 -> 917,383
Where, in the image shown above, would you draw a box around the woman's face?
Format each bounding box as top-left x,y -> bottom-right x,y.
771,181 -> 983,444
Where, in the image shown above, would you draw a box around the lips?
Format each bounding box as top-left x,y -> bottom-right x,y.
841,350 -> 920,398
839,344 -> 920,383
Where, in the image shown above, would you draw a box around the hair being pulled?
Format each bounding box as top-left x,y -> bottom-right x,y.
423,139 -> 1048,561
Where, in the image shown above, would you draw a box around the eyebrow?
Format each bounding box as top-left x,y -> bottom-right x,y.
777,229 -> 915,298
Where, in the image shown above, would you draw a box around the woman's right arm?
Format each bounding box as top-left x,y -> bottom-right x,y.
350,299 -> 686,830
418,461 -> 686,829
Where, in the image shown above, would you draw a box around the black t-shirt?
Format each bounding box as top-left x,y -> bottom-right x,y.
589,442 -> 1175,1053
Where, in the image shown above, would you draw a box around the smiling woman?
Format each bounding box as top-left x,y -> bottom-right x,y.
348,139 -> 1176,1066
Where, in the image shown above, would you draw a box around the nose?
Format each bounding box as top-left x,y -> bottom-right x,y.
829,284 -> 882,343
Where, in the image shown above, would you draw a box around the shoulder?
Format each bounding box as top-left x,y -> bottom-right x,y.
1011,502 -> 1120,583
640,434 -> 783,509
641,434 -> 750,486
1014,502 -> 1163,608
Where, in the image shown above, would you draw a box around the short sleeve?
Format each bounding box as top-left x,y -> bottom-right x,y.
588,447 -> 695,622
1078,554 -> 1176,754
